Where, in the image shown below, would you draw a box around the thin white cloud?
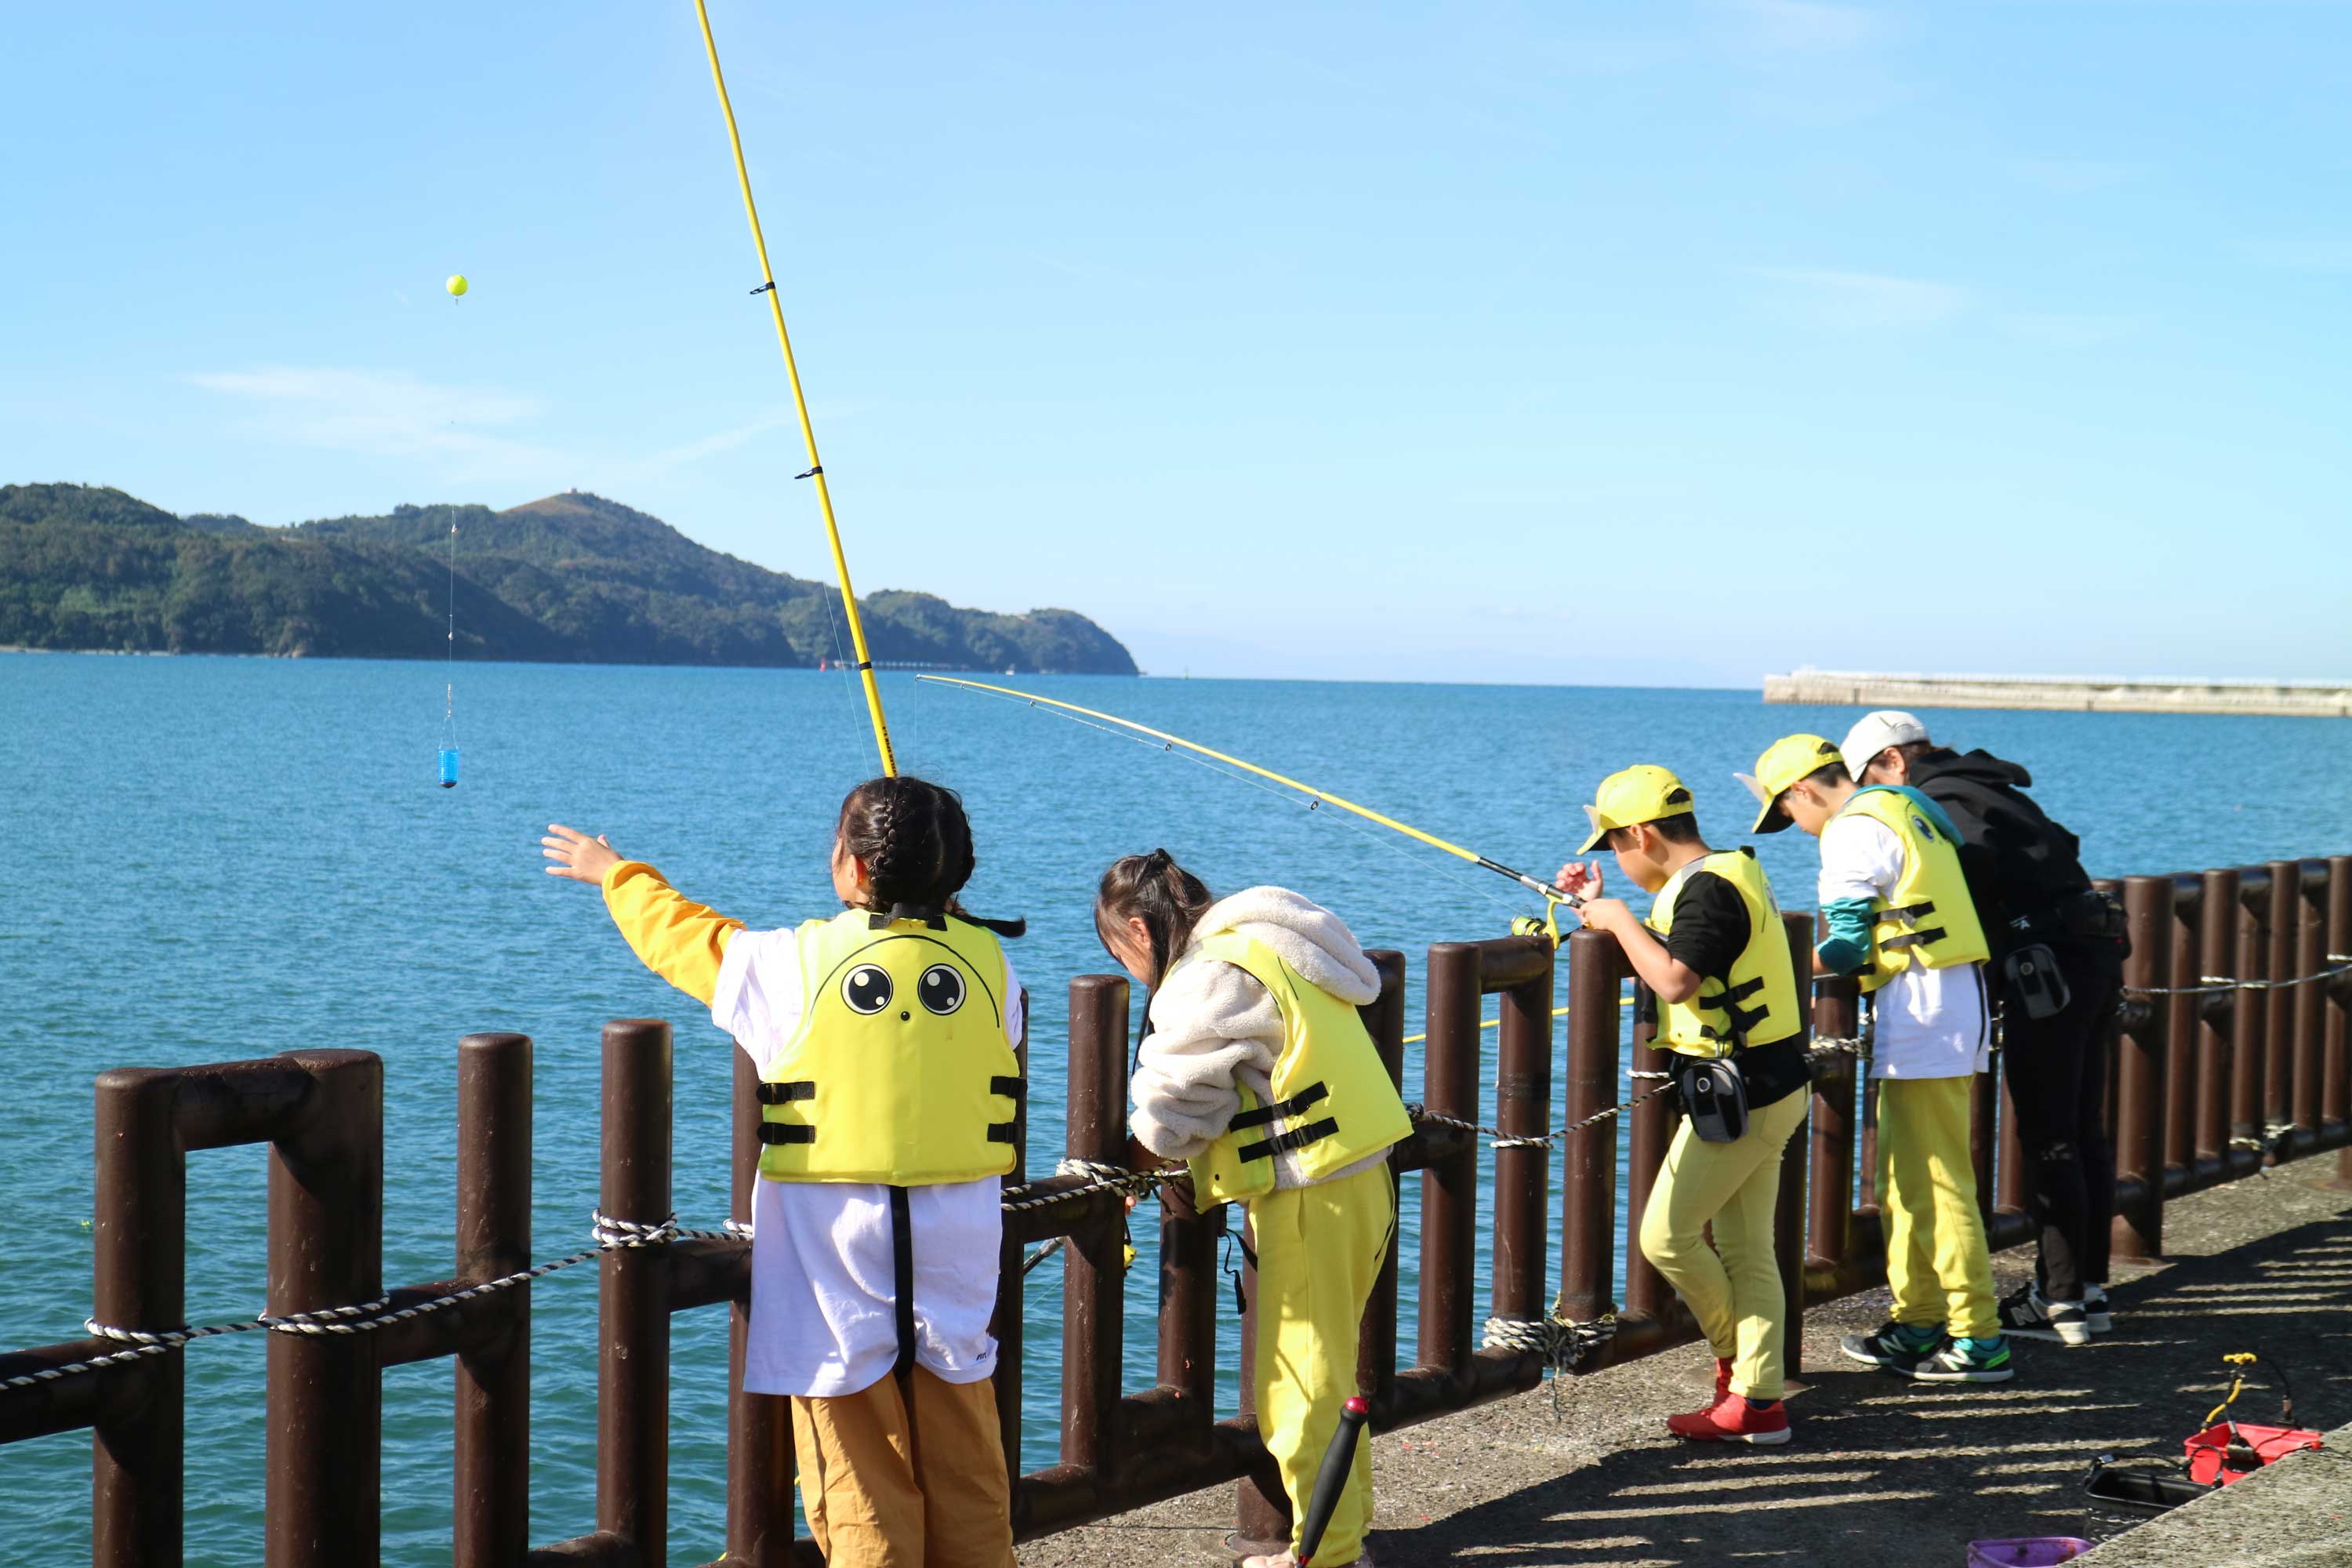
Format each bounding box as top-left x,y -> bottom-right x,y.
1726,0 -> 1883,53
187,367 -> 561,478
1749,267 -> 1967,330
627,408 -> 800,475
2239,239 -> 2352,274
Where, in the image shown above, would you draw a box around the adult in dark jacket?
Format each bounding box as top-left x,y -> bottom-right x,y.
1841,711 -> 2125,1347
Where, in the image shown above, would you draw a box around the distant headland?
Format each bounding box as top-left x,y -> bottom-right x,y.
0,483 -> 1138,674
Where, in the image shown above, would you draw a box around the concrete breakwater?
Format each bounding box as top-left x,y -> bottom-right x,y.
1764,670 -> 2352,718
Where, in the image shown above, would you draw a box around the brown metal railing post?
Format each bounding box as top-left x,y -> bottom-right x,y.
456,1034 -> 532,1568
598,1019 -> 673,1565
727,1046 -> 793,1566
994,996 -> 1032,1487
1622,988 -> 1670,1323
1559,929 -> 1621,1325
1356,953 -> 1406,1410
1773,913 -> 1812,1381
2113,878 -> 2169,1260
2292,862 -> 2327,1151
2232,872 -> 2268,1172
2164,878 -> 2201,1186
2328,857 -> 2352,1188
92,1069 -> 185,1568
1417,943 -> 1482,1376
266,1049 -> 383,1568
1063,975 -> 1127,1478
1808,971 -> 1860,1274
2198,868 -> 2238,1181
1494,949 -> 1555,1370
2264,861 -> 2299,1160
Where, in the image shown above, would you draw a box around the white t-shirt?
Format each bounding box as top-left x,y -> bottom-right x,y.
712,924 -> 1019,1398
1817,814 -> 1991,1081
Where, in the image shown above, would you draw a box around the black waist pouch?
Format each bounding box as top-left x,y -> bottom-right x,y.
2003,942 -> 2073,1020
1677,1056 -> 1750,1144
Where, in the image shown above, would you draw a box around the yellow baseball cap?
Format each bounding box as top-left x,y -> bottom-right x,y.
1737,734 -> 1846,834
1577,764 -> 1697,854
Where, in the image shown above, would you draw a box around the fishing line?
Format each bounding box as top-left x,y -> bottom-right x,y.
920,676 -> 1576,937
437,517 -> 459,789
690,0 -> 896,777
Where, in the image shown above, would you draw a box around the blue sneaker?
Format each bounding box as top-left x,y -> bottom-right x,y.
1840,1320 -> 1940,1370
1909,1334 -> 2015,1383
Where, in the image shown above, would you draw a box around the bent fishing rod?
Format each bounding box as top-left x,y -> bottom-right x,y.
916,676 -> 1583,939
691,0 -> 897,777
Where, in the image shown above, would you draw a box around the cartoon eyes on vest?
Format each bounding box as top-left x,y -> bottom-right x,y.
842,964 -> 893,1014
918,964 -> 966,1015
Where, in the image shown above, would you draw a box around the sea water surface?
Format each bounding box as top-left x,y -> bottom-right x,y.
5,653 -> 2350,1563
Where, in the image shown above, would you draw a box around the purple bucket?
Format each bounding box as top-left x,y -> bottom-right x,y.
1967,1540 -> 2096,1568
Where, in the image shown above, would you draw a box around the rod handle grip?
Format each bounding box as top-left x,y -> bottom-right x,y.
1295,1395 -> 1372,1565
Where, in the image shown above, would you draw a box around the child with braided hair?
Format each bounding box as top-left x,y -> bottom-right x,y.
543,775 -> 1024,1568
1097,851 -> 1409,1568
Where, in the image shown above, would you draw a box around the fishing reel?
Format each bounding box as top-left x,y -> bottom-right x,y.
1509,893 -> 1577,949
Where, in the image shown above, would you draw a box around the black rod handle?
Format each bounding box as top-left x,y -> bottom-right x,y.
1295,1394 -> 1371,1565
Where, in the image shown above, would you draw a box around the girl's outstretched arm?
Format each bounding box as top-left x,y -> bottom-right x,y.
543,824 -> 743,1006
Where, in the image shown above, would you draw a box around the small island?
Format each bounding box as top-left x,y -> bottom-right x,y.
0,483 -> 1138,675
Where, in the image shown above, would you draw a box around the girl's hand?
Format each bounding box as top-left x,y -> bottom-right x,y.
543,824 -> 622,885
1555,861 -> 1604,903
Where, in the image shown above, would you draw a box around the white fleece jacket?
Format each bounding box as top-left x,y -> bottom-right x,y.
1130,887 -> 1390,1192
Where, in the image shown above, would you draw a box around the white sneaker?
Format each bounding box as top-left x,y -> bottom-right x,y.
1999,1284 -> 2091,1346
1240,1552 -> 1374,1568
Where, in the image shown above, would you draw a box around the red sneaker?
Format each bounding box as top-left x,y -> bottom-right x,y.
1667,1392 -> 1791,1446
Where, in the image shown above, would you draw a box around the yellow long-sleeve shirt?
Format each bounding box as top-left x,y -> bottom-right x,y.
600,860 -> 742,1007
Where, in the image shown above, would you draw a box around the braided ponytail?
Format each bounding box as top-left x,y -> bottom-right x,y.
1094,849 -> 1214,985
835,775 -> 1021,935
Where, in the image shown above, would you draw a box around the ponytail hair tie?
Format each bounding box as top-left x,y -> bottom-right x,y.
1144,847 -> 1174,873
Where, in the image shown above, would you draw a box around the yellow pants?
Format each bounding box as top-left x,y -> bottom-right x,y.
1248,1163 -> 1395,1567
1877,1076 -> 2000,1340
790,1366 -> 1016,1568
1637,1087 -> 1809,1402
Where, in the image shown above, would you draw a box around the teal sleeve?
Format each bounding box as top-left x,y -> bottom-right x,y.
1817,897 -> 1875,976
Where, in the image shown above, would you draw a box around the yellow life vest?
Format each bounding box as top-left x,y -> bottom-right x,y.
1181,932 -> 1414,1207
1837,787 -> 1991,993
1644,848 -> 1803,1057
756,909 -> 1022,1185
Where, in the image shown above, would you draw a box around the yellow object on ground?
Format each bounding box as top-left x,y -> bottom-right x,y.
789,1366 -> 1016,1568
1638,1090 -> 1808,1400
1249,1164 -> 1395,1566
446,274 -> 467,296
600,860 -> 740,1005
1878,1076 -> 2000,1338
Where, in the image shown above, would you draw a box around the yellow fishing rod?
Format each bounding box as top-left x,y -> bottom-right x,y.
918,676 -> 1581,938
691,0 -> 896,777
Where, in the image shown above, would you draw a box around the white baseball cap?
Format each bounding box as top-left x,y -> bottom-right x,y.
1840,710 -> 1932,772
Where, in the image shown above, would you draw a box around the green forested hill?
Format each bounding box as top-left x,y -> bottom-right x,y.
0,484 -> 1137,673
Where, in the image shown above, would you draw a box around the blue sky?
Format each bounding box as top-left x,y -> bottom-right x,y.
6,1 -> 2347,685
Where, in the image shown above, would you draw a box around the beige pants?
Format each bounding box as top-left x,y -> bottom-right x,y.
790,1366 -> 1016,1568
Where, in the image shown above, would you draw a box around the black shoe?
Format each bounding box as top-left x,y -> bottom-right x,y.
1840,1320 -> 1940,1370
2000,1284 -> 2090,1346
2084,1283 -> 2112,1334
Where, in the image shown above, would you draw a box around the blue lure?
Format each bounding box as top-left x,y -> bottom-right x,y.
438,746 -> 460,789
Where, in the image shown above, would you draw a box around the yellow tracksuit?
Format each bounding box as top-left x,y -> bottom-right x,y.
1877,1076 -> 1999,1339
1638,1090 -> 1809,1401
1249,1164 -> 1395,1566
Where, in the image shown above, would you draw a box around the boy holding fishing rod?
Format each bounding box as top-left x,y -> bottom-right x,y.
1744,735 -> 2013,1384
540,776 -> 1023,1568
1555,766 -> 1810,1443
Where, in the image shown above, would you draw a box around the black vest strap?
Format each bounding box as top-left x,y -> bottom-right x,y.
1881,927 -> 1947,952
985,1121 -> 1017,1144
756,1080 -> 815,1105
757,1123 -> 815,1145
1227,1080 -> 1330,1131
1238,1116 -> 1340,1164
1875,901 -> 1936,927
989,1076 -> 1025,1103
887,1185 -> 916,1389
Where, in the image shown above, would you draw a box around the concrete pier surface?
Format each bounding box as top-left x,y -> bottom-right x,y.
1762,671 -> 2352,717
1019,1172 -> 2352,1568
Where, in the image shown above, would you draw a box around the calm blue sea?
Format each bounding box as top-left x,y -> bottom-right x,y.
5,652 -> 2349,1563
